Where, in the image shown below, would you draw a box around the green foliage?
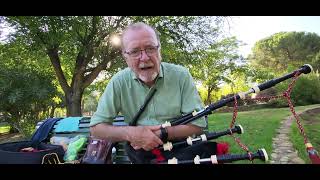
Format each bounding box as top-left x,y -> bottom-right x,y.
197,86 -> 207,104
0,42 -> 59,136
249,31 -> 320,77
82,90 -> 100,116
2,16 -> 226,116
82,78 -> 110,115
83,78 -> 110,99
266,72 -> 320,107
248,31 -> 320,107
144,16 -> 224,65
290,72 -> 320,105
197,84 -> 222,105
267,97 -> 288,108
0,65 -> 57,136
190,36 -> 246,105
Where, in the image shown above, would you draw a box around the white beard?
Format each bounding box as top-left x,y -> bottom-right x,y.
138,71 -> 158,83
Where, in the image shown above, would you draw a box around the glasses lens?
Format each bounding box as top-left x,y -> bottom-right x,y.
129,50 -> 140,58
128,45 -> 158,58
145,47 -> 156,55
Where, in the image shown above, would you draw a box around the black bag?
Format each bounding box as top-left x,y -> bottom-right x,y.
0,141 -> 65,164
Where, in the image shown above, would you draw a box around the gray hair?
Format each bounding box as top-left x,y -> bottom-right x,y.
121,22 -> 161,49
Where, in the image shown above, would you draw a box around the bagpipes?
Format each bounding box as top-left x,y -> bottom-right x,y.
160,149 -> 268,164
158,125 -> 243,152
152,64 -> 320,164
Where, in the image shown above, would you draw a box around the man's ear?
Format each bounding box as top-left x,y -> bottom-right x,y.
123,54 -> 129,63
121,51 -> 127,60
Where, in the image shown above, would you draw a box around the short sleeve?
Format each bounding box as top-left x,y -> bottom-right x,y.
90,79 -> 121,127
180,69 -> 207,128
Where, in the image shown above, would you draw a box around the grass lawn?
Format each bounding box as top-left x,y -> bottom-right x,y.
0,122 -> 11,134
207,104 -> 320,164
290,107 -> 320,164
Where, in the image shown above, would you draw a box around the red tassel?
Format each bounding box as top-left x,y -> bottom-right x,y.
217,142 -> 229,155
307,147 -> 320,164
151,149 -> 165,163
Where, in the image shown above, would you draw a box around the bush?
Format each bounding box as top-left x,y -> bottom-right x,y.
266,98 -> 289,108
255,87 -> 278,103
0,65 -> 58,137
220,93 -> 246,107
265,72 -> 320,107
290,72 -> 320,105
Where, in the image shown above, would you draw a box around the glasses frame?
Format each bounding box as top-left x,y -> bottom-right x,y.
124,45 -> 160,59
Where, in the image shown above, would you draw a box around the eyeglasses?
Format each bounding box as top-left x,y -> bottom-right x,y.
124,45 -> 159,58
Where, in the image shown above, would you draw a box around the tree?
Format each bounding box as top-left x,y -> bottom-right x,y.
189,36 -> 245,105
248,31 -> 320,78
0,55 -> 58,137
2,16 -> 225,116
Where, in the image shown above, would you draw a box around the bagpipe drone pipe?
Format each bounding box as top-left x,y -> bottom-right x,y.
158,125 -> 243,152
161,64 -> 313,127
159,148 -> 268,164
152,64 -> 320,164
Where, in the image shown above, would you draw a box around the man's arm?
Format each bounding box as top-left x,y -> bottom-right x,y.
180,68 -> 208,128
90,123 -> 163,151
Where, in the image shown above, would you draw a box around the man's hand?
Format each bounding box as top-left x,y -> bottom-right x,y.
128,125 -> 163,151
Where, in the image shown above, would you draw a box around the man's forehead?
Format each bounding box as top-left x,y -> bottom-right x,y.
126,25 -> 155,36
123,29 -> 158,48
126,40 -> 157,48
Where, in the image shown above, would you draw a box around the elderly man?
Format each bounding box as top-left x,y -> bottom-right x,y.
90,22 -> 217,164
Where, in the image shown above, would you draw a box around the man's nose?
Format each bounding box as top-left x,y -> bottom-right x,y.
139,50 -> 150,61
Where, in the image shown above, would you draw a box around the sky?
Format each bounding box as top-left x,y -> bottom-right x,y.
224,16 -> 320,57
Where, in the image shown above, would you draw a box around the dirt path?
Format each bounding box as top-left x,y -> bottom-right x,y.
270,115 -> 305,164
270,107 -> 320,164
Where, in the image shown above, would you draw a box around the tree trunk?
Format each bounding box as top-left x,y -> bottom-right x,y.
7,113 -> 22,134
206,86 -> 213,105
65,88 -> 84,117
46,27 -> 119,117
81,98 -> 85,115
50,106 -> 56,118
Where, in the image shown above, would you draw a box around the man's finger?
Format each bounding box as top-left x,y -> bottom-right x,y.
146,125 -> 161,131
153,135 -> 163,145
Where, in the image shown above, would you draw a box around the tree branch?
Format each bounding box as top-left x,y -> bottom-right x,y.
82,50 -> 118,88
81,17 -> 127,88
47,48 -> 71,94
71,17 -> 100,89
84,67 -> 95,73
81,17 -> 99,69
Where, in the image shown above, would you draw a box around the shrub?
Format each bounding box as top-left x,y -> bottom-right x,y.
290,72 -> 320,105
265,72 -> 320,107
0,65 -> 58,137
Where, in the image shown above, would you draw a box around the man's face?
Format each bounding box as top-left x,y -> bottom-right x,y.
122,27 -> 161,85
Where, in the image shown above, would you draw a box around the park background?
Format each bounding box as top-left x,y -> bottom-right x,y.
0,16 -> 319,164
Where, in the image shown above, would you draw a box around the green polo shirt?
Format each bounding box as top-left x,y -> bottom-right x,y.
90,62 -> 206,128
